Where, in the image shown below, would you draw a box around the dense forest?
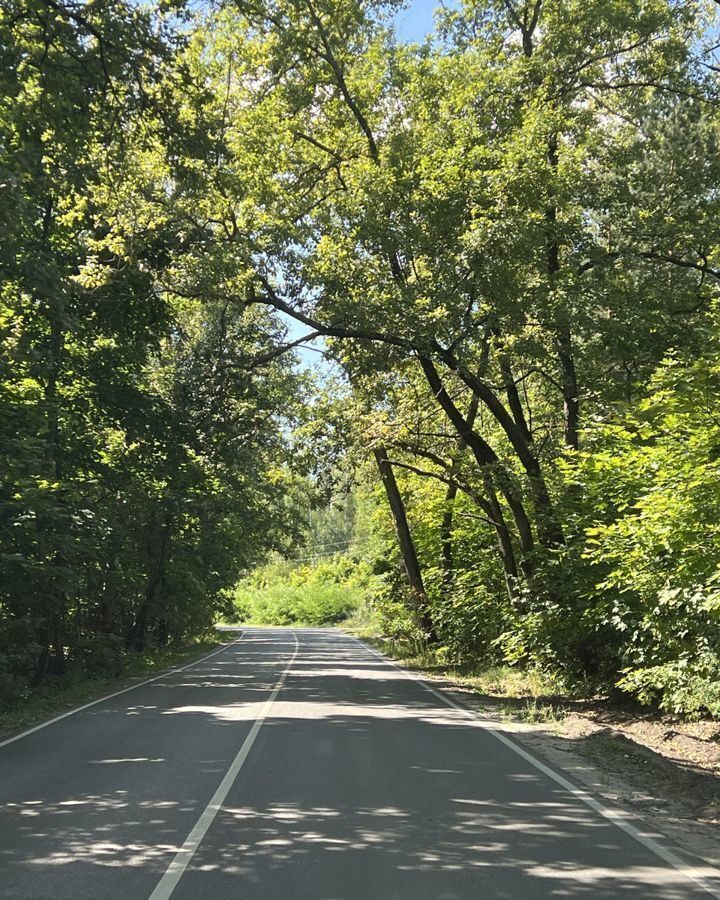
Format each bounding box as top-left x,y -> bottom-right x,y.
2,0 -> 720,719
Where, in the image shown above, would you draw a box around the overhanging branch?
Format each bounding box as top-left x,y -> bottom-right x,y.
238,330 -> 323,370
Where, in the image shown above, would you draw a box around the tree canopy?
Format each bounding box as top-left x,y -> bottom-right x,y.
2,0 -> 720,717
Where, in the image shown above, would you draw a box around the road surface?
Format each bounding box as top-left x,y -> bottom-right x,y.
1,627 -> 719,899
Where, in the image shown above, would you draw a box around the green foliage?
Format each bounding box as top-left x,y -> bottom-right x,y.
575,345 -> 720,714
231,554 -> 377,627
616,657 -> 720,720
353,322 -> 720,715
0,0 -> 306,710
4,0 -> 720,723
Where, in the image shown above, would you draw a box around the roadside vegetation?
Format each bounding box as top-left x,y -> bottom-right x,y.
230,555 -> 375,627
3,0 -> 720,724
0,636 -> 226,739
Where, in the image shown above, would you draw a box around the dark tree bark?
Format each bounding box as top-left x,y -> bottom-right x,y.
373,446 -> 437,642
38,195 -> 67,676
547,127 -> 580,451
506,5 -> 581,450
127,503 -> 173,651
387,454 -> 521,603
430,347 -> 565,548
498,350 -> 533,444
555,324 -> 579,450
418,354 -> 537,564
480,474 -> 521,597
46,316 -> 67,674
440,389 -> 482,592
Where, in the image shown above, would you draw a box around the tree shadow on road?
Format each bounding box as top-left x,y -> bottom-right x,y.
1,629 -> 718,900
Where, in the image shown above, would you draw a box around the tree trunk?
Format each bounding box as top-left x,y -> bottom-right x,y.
429,347 -> 564,548
43,313 -> 67,675
556,325 -> 579,450
127,503 -> 173,651
546,134 -> 580,450
498,351 -> 533,444
418,354 -> 537,563
39,196 -> 67,676
479,475 -> 522,597
439,383 -> 521,596
126,603 -> 149,653
373,447 -> 437,642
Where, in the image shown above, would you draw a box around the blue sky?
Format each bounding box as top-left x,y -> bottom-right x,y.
393,0 -> 443,42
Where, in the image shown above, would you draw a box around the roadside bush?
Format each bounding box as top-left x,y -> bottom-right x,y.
231,554 -> 378,626
0,615 -> 40,709
617,654 -> 720,719
573,354 -> 720,714
72,633 -> 125,678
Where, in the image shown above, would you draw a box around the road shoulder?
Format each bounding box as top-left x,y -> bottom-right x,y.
350,633 -> 720,872
0,636 -> 237,745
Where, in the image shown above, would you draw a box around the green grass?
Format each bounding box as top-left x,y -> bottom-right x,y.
0,637 -> 227,741
497,698 -> 570,724
341,601 -> 383,638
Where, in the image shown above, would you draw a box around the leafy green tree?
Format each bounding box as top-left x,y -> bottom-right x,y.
0,0 -> 307,704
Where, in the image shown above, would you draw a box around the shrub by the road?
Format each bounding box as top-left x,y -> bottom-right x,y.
231,554 -> 376,626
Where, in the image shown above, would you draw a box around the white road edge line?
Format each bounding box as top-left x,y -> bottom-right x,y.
0,631 -> 247,751
351,635 -> 720,900
148,630 -> 300,900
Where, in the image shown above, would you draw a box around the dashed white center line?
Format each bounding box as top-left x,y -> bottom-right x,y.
147,631 -> 300,900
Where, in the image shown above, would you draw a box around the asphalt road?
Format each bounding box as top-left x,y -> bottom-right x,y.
1,627 -> 719,899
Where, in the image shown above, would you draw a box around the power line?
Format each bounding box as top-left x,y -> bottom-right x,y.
285,542 -> 369,563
